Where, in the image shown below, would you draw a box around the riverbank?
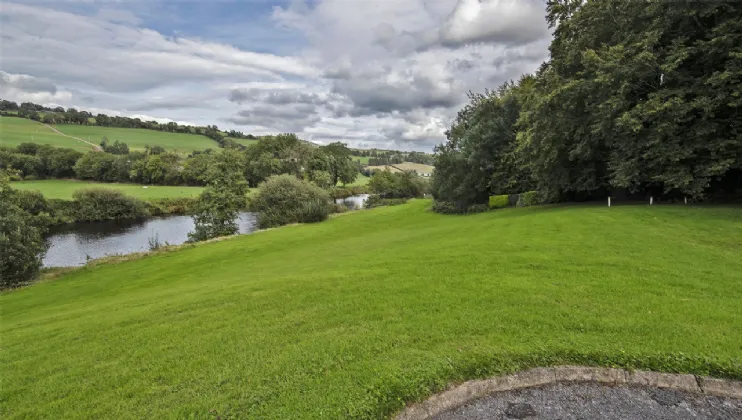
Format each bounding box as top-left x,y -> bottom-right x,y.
2,201 -> 741,419
10,179 -> 205,200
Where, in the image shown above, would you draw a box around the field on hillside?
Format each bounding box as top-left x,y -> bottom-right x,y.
10,180 -> 204,200
2,202 -> 741,419
228,137 -> 259,147
0,117 -> 94,152
352,155 -> 370,164
367,164 -> 402,173
345,173 -> 370,186
394,162 -> 434,174
53,125 -> 217,153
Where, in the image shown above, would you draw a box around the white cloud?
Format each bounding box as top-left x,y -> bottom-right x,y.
0,0 -> 551,151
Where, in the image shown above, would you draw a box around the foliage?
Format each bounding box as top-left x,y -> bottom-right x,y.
434,2 -> 742,205
328,185 -> 370,199
100,138 -> 130,155
71,188 -> 149,222
308,142 -> 358,186
431,201 -> 490,215
248,174 -> 330,229
308,170 -> 333,189
516,191 -> 544,207
188,149 -> 249,242
489,195 -> 510,209
0,173 -> 48,288
368,170 -> 427,198
363,195 -> 408,209
243,134 -> 312,187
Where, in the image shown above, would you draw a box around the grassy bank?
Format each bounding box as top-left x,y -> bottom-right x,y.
52,125 -> 216,153
0,117 -> 93,152
10,179 -> 204,200
2,201 -> 741,419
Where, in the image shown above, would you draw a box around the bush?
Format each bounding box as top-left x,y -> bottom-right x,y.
364,194 -> 408,209
328,185 -> 370,199
516,191 -> 543,207
432,200 -> 489,215
489,195 -> 510,209
0,175 -> 48,288
248,174 -> 330,229
146,197 -> 198,216
368,170 -> 427,198
329,203 -> 349,214
71,188 -> 149,222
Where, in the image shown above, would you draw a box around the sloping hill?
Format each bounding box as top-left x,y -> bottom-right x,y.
0,117 -> 95,152
2,202 -> 741,418
53,125 -> 217,153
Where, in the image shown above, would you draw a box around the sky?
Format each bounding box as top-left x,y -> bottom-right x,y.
0,0 -> 551,151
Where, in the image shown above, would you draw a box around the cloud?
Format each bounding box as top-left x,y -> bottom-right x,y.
1,0 -> 552,151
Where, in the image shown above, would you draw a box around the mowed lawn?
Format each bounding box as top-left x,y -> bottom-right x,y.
53,125 -> 217,153
0,117 -> 94,152
2,202 -> 741,419
10,180 -> 204,200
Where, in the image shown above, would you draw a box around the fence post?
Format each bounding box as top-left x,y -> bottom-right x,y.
684,197 -> 687,205
608,197 -> 611,207
650,196 -> 653,205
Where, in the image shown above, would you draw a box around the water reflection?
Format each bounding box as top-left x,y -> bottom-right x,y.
335,194 -> 369,210
43,213 -> 257,268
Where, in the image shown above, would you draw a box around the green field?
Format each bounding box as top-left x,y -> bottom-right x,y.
228,137 -> 260,147
53,125 -> 217,153
352,155 -> 370,164
2,202 -> 741,419
345,173 -> 370,186
0,117 -> 94,152
10,180 -> 204,200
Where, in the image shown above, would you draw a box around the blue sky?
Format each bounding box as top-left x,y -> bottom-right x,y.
0,0 -> 551,151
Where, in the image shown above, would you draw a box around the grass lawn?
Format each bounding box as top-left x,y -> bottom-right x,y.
10,180 -> 204,200
2,202 -> 741,419
0,117 -> 94,152
52,125 -> 217,154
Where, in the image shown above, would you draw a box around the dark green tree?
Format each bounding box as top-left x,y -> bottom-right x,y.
188,149 -> 249,242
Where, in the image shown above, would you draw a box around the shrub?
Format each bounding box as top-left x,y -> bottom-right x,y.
146,197 -> 198,216
516,191 -> 543,207
248,174 -> 330,229
329,203 -> 349,214
71,188 -> 149,222
328,185 -> 370,199
364,194 -> 408,209
489,195 -> 510,209
432,200 -> 489,214
0,174 -> 48,288
368,170 -> 427,198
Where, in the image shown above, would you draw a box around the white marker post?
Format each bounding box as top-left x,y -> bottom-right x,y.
684,197 -> 687,205
650,196 -> 654,206
608,197 -> 611,207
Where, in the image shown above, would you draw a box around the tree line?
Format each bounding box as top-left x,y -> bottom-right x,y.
432,0 -> 742,211
0,100 -> 255,149
1,134 -> 360,188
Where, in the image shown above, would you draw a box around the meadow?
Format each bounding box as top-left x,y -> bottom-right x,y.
0,117 -> 94,152
2,201 -> 741,419
10,180 -> 204,200
53,125 -> 217,153
228,137 -> 260,148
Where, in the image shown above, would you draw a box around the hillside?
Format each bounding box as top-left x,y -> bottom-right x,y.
53,125 -> 217,153
2,201 -> 741,419
0,117 -> 94,152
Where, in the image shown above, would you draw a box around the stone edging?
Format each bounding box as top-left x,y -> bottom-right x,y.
395,366 -> 742,420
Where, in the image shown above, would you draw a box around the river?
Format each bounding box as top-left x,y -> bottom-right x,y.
43,195 -> 370,268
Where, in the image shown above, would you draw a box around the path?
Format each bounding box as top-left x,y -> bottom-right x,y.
431,382 -> 742,420
41,123 -> 101,150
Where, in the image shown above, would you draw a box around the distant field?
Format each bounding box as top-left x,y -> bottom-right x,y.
367,162 -> 435,175
53,125 -> 217,153
0,117 -> 94,152
367,165 -> 402,173
227,137 -> 259,147
393,162 -> 434,174
10,180 -> 204,200
345,173 -> 370,186
352,155 -> 370,164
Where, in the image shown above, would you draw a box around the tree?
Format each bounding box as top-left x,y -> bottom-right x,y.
188,149 -> 249,242
0,173 -> 49,288
321,142 -> 358,185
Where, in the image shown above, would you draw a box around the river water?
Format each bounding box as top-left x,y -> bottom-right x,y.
43,195 -> 370,268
